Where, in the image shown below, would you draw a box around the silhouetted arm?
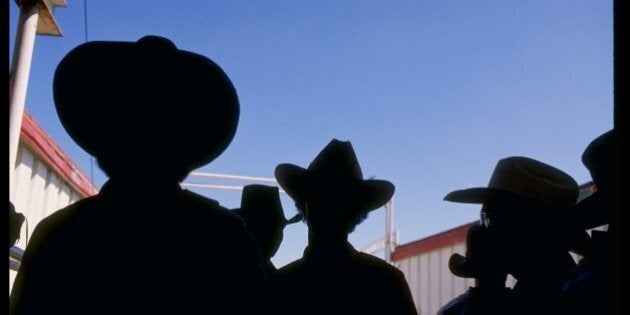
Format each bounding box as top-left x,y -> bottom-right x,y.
10,221 -> 64,315
389,268 -> 419,315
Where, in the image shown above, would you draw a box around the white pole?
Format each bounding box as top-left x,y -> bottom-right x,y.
181,182 -> 287,194
188,172 -> 279,183
384,198 -> 394,263
9,3 -> 40,194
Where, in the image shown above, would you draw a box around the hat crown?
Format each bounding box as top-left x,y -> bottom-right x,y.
449,222 -> 504,278
464,222 -> 489,261
53,35 -> 240,177
239,185 -> 285,224
307,139 -> 364,182
137,35 -> 177,51
488,156 -> 578,207
581,129 -> 619,186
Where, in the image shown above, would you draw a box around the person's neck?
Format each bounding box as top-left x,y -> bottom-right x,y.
101,178 -> 182,201
307,232 -> 351,256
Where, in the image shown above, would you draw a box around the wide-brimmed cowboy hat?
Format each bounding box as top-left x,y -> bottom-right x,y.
572,129 -> 620,230
449,222 -> 497,278
234,184 -> 302,228
53,35 -> 239,173
444,156 -> 578,209
275,139 -> 394,213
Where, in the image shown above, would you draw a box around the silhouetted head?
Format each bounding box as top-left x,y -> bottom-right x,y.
572,129 -> 621,232
9,201 -> 25,248
444,157 -> 579,272
449,222 -> 507,286
234,184 -> 301,259
53,35 -> 240,182
275,139 -> 394,238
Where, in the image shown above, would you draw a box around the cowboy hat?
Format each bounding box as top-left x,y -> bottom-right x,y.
234,184 -> 302,228
444,156 -> 578,209
53,35 -> 239,174
572,129 -> 620,230
275,139 -> 394,213
449,222 -> 497,278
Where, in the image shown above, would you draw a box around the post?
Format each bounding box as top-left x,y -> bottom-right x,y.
384,198 -> 394,263
9,1 -> 40,192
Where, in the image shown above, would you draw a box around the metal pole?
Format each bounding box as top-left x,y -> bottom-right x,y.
384,198 -> 394,262
9,2 -> 40,193
189,172 -> 279,183
181,182 -> 288,194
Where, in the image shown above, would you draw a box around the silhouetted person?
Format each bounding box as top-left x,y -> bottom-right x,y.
274,139 -> 417,315
234,184 -> 302,275
437,222 -> 513,315
444,157 -> 579,315
9,36 -> 266,314
9,201 -> 25,248
562,129 -> 622,315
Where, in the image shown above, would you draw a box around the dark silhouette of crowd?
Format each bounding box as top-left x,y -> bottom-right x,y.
443,130 -> 621,315
8,35 -> 622,315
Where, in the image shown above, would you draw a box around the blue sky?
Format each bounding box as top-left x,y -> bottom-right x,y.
10,1 -> 613,267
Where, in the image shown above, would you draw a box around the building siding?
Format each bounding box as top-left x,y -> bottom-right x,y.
9,112 -> 98,294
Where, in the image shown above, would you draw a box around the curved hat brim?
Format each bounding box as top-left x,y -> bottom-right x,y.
571,192 -> 610,230
53,37 -> 239,170
443,188 -> 493,204
275,163 -> 394,212
443,187 -> 535,204
234,207 -> 303,227
285,213 -> 304,225
448,253 -> 476,278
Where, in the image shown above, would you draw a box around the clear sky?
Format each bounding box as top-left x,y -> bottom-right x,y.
9,1 -> 613,267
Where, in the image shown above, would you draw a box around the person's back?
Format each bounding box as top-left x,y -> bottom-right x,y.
9,35 -> 266,314
11,186 -> 265,314
279,245 -> 415,315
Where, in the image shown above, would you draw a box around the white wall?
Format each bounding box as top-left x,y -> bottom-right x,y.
396,240 -> 520,315
9,142 -> 87,293
396,241 -> 475,315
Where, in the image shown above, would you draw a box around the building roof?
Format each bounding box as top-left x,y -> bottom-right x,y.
391,221 -> 474,262
20,111 -> 98,197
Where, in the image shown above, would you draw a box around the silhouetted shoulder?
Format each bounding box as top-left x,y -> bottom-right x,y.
27,195 -> 100,239
354,252 -> 405,276
355,251 -> 395,266
278,257 -> 306,274
181,189 -> 247,225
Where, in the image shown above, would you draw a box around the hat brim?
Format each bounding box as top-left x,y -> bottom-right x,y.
285,213 -> 303,225
443,187 -> 537,204
448,253 -> 476,278
53,39 -> 239,170
275,164 -> 394,212
571,192 -> 610,230
234,208 -> 303,226
444,187 -> 505,204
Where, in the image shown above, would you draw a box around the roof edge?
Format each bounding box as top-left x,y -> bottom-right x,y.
20,111 -> 98,197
